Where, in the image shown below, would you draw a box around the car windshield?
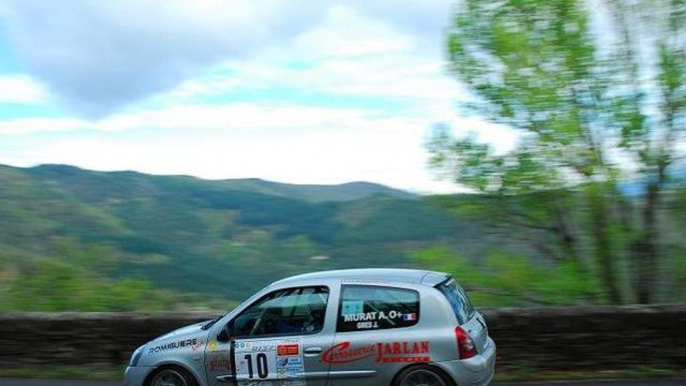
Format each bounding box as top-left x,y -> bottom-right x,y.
436,278 -> 475,324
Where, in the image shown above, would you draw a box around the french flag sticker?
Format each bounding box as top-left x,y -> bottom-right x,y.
403,313 -> 417,321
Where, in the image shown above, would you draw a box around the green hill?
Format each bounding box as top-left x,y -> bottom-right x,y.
0,164 -> 493,308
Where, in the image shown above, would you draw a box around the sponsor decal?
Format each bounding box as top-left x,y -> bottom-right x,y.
235,341 -> 276,352
376,341 -> 430,363
340,310 -> 418,330
148,337 -> 200,355
322,341 -> 376,364
234,338 -> 305,383
342,312 -> 377,322
191,338 -> 205,352
402,313 -> 417,322
209,357 -> 232,371
355,321 -> 379,330
341,310 -> 416,322
207,340 -> 219,352
322,341 -> 430,365
341,300 -> 364,315
234,341 -> 252,349
277,344 -> 299,356
282,367 -> 302,377
275,340 -> 304,379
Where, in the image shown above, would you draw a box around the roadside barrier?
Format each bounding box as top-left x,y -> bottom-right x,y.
1,305 -> 684,370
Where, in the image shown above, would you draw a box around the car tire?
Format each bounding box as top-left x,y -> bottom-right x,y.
392,364 -> 456,386
147,366 -> 198,386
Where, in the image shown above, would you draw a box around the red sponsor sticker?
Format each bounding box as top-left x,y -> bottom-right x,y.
322,341 -> 376,364
277,343 -> 300,356
322,341 -> 430,365
191,338 -> 205,352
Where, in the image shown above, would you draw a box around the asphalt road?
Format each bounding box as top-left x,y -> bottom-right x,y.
1,379 -> 684,386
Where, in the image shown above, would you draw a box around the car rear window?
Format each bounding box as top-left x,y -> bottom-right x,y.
337,285 -> 420,332
436,278 -> 474,324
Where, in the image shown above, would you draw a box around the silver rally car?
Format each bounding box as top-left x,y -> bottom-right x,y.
125,268 -> 496,386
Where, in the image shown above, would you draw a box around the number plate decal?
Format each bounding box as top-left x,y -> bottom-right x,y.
234,338 -> 306,386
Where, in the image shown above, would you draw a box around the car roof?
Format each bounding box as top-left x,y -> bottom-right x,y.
272,268 -> 449,287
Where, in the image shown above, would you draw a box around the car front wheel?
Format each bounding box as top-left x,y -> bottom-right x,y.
148,366 -> 198,386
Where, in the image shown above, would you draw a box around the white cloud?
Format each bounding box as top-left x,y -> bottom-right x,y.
444,116 -> 521,155
0,0 -> 330,116
0,98 -> 514,193
0,117 -> 89,135
289,5 -> 417,59
0,0 -> 519,193
1,119 -> 463,193
0,0 -> 455,117
155,9 -> 464,114
98,103 -> 380,133
173,56 -> 461,106
0,102 -> 410,135
347,0 -> 453,45
0,75 -> 48,104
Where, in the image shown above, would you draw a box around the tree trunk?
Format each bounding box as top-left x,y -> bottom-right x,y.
634,179 -> 661,303
588,186 -> 623,304
553,203 -> 581,265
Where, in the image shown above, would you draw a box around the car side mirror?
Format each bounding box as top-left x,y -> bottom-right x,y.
216,327 -> 229,343
216,322 -> 233,343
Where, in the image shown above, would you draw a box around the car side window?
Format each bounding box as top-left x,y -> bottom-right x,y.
337,285 -> 420,332
232,286 -> 329,338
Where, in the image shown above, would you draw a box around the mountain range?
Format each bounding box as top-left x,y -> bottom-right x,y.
0,164 -> 497,303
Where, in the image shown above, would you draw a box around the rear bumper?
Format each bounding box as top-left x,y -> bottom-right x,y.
124,365 -> 155,386
436,337 -> 496,386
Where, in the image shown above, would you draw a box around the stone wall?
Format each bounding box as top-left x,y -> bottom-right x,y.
0,312 -> 218,368
1,305 -> 684,370
483,304 -> 686,370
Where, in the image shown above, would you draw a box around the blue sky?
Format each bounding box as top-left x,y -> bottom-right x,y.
0,0 -> 517,193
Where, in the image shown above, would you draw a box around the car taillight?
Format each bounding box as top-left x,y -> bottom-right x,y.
455,326 -> 477,359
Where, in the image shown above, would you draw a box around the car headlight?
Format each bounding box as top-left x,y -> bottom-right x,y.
129,346 -> 145,367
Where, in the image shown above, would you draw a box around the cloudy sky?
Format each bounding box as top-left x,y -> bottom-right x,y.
0,0 -> 517,193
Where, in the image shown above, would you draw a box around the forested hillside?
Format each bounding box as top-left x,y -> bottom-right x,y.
1,163 -> 682,311
0,164 -> 499,310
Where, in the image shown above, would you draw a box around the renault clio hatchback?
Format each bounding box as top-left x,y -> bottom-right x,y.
125,269 -> 496,386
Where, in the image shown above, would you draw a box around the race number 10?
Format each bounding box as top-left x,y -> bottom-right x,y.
244,353 -> 269,379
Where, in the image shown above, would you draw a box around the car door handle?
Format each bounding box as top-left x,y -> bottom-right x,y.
304,346 -> 323,356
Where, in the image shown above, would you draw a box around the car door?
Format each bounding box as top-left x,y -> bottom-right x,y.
325,284 -> 426,386
206,285 -> 333,386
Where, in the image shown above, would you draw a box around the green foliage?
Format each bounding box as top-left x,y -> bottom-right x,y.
669,253 -> 686,302
0,240 -> 186,312
0,164 -> 487,309
414,247 -> 598,306
433,0 -> 686,304
1,162 -> 678,311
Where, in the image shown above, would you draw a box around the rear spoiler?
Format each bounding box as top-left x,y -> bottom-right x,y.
420,271 -> 451,287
